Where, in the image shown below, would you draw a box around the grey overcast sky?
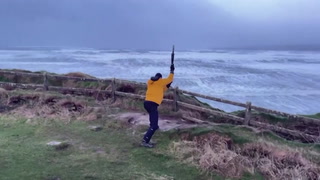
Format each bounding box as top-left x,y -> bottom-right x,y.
0,0 -> 319,50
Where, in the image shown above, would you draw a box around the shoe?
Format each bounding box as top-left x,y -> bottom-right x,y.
149,141 -> 157,145
140,141 -> 154,148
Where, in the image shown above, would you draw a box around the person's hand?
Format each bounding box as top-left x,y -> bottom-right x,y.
166,82 -> 172,88
170,64 -> 175,73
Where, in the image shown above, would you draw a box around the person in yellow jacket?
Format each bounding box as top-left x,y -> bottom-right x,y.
141,64 -> 175,148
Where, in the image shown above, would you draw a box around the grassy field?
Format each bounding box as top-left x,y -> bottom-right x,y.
1,70 -> 320,180
0,114 -> 275,180
0,115 -> 205,180
2,114 -> 319,180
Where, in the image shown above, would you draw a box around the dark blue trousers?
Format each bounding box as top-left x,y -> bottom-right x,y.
143,101 -> 159,143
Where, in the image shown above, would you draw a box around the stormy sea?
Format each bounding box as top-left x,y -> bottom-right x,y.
1,48 -> 319,115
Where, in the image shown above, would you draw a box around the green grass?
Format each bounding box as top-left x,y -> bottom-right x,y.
232,111 -> 295,125
28,76 -> 43,84
0,116 -> 212,180
0,75 -> 10,82
257,112 -> 293,124
304,113 -> 320,119
77,81 -> 100,88
2,113 -> 319,179
1,88 -> 319,180
33,70 -> 58,75
176,124 -> 253,145
0,115 -> 270,180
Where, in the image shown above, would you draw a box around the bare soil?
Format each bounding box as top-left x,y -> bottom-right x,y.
114,112 -> 200,131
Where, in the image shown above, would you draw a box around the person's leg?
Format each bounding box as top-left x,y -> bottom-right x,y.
143,110 -> 159,143
143,101 -> 159,144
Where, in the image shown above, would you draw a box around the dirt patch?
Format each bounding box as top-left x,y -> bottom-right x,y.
59,100 -> 84,112
116,84 -> 135,93
115,112 -> 200,131
44,96 -> 59,106
7,94 -> 39,106
8,95 -> 27,105
170,132 -> 320,179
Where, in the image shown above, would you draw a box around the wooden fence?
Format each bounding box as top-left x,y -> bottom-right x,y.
0,70 -> 319,142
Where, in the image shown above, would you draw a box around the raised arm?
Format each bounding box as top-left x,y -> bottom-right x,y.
160,64 -> 175,85
160,73 -> 174,85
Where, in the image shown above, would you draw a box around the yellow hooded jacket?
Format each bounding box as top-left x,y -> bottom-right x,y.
145,73 -> 174,105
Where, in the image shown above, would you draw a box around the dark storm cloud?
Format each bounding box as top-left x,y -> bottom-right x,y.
0,0 -> 319,50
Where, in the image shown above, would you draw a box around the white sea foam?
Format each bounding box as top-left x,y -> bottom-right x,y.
0,48 -> 319,114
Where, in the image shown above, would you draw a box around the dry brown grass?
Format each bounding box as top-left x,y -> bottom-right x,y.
0,83 -> 15,91
64,72 -> 95,78
110,97 -> 140,110
170,133 -> 254,178
170,133 -> 320,179
1,92 -> 108,122
0,87 -> 8,99
241,142 -> 320,180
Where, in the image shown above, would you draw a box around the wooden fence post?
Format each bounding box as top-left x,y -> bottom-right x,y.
13,74 -> 18,83
111,78 -> 116,102
244,101 -> 252,125
43,72 -> 48,91
173,86 -> 179,112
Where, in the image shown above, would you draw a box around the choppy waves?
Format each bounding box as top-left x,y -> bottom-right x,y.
0,49 -> 319,114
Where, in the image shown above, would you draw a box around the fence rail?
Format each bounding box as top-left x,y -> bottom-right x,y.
179,89 -> 247,108
1,69 -> 319,142
0,70 -> 146,86
179,88 -> 320,126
